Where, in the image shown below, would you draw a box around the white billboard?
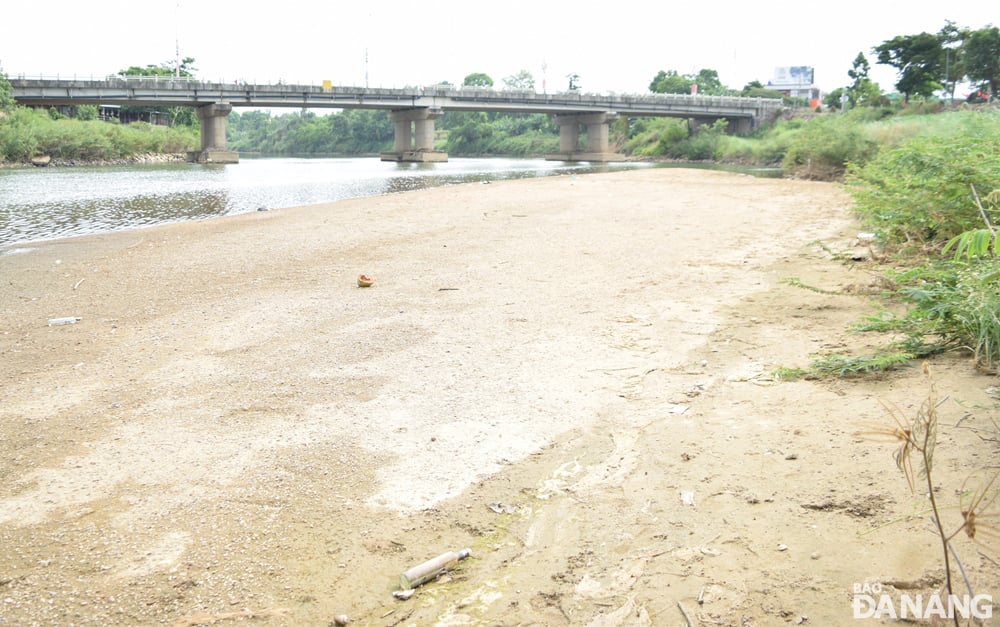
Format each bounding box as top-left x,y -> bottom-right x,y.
772,66 -> 815,86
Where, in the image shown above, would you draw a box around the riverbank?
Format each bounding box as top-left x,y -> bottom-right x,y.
0,168 -> 996,625
1,152 -> 188,169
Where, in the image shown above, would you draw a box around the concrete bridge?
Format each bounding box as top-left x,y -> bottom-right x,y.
9,76 -> 784,164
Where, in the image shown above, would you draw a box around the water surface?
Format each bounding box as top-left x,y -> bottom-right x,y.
0,157 -> 648,247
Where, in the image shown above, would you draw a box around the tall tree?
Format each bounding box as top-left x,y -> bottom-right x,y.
649,70 -> 692,94
503,70 -> 535,91
462,73 -> 494,88
649,69 -> 726,95
118,57 -> 197,78
873,32 -> 945,103
693,69 -> 724,94
0,68 -> 15,112
937,21 -> 967,100
846,52 -> 881,106
964,26 -> 1000,99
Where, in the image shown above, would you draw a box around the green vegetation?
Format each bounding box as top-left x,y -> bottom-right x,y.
0,105 -> 197,163
227,109 -> 394,154
0,69 -> 15,113
462,73 -> 494,88
0,63 -> 198,163
503,70 -> 535,91
873,21 -> 1000,103
779,111 -> 879,179
649,68 -> 725,95
965,26 -> 1000,98
440,112 -> 558,156
856,258 -> 1000,370
775,107 -> 1000,377
847,110 -> 1000,246
117,58 -> 199,127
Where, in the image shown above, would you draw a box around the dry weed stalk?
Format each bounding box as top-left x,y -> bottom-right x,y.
173,607 -> 288,627
871,399 -> 919,491
951,470 -> 1000,548
872,363 -> 999,627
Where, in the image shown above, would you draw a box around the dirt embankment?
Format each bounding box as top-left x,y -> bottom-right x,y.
0,169 -> 996,626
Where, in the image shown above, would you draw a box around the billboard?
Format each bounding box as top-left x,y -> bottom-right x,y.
772,66 -> 815,86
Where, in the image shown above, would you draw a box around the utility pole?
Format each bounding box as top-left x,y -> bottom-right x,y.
174,2 -> 181,77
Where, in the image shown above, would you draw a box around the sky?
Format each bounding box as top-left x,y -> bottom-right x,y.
2,1 -> 995,99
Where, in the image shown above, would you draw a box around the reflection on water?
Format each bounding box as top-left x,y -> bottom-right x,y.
0,157 -> 645,247
0,156 -> 775,248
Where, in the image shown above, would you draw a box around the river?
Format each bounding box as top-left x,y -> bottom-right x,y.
0,157 -> 657,250
0,156 -> 783,250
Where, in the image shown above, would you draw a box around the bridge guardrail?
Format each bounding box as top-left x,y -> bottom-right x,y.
10,76 -> 784,124
11,75 -> 782,107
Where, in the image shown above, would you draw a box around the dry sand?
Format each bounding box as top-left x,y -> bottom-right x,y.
0,168 -> 997,626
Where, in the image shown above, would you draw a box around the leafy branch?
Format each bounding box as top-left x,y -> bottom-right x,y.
943,186 -> 1000,260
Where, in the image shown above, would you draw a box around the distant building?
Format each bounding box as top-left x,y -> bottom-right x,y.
767,66 -> 821,105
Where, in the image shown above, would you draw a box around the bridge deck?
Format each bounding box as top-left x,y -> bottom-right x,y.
10,76 -> 783,119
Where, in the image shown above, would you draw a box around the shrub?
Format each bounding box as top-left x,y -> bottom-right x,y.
622,117 -> 687,157
781,112 -> 878,179
846,109 -> 1000,248
74,105 -> 99,121
668,119 -> 727,161
0,108 -> 197,163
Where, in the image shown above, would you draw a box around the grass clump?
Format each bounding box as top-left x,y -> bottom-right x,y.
810,352 -> 916,377
859,258 -> 1000,371
782,253 -> 1000,377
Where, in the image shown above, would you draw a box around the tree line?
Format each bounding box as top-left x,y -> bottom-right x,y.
226,70 -> 559,156
873,21 -> 999,103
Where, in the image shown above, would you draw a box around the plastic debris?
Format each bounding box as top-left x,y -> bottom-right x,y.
399,548 -> 471,590
48,317 -> 81,326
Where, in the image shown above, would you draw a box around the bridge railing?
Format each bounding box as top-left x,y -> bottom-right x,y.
11,74 -> 781,104
10,75 -> 784,117
13,73 -> 207,83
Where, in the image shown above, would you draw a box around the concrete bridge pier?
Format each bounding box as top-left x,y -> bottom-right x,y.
727,117 -> 753,135
188,102 -> 239,164
380,108 -> 447,162
546,112 -> 624,162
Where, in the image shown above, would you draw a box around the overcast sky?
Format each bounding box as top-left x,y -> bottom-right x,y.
2,1 -> 995,97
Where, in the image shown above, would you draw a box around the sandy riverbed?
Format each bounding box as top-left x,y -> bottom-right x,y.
0,168 -> 996,626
